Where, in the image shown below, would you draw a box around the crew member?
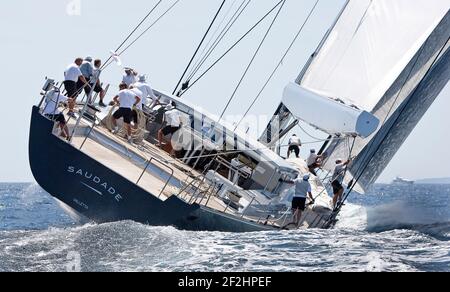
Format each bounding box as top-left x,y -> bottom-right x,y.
288,174 -> 315,227
331,159 -> 351,209
287,134 -> 302,158
307,149 -> 322,176
158,102 -> 183,156
111,83 -> 141,143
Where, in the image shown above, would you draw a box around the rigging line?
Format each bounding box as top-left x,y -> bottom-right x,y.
296,122 -> 328,142
100,0 -> 163,70
219,0 -> 287,120
118,0 -> 181,56
342,136 -> 357,178
186,0 -> 241,79
178,0 -> 286,97
186,0 -> 251,82
173,0 -> 227,95
185,0 -> 238,80
161,137 -> 348,164
331,34 -> 450,221
234,0 -> 321,130
161,143 -> 291,163
103,0 -> 181,70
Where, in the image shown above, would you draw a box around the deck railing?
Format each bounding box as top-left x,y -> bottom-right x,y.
137,157 -> 175,199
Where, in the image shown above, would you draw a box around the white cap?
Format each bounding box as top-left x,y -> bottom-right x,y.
85,56 -> 93,62
138,75 -> 146,82
165,104 -> 174,111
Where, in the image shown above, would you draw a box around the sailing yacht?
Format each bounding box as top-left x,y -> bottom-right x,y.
29,0 -> 450,232
392,177 -> 415,186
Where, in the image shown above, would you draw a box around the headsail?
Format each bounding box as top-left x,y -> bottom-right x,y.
297,0 -> 449,111
296,0 -> 450,193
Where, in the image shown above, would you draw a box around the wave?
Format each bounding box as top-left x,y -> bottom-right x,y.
336,201 -> 450,240
3,220 -> 448,272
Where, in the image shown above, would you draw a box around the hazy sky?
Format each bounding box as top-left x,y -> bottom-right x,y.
0,0 -> 449,183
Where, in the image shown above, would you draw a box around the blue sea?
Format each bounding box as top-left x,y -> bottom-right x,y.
0,183 -> 449,272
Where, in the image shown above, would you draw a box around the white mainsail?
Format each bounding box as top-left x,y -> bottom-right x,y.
296,0 -> 450,192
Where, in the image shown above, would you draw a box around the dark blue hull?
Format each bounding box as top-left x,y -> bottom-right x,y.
28,107 -> 271,232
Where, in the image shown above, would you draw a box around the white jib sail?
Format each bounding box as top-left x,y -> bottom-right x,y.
298,0 -> 450,111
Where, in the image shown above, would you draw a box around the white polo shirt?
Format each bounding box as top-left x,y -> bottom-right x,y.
165,109 -> 182,127
289,136 -> 301,146
117,89 -> 137,109
64,63 -> 82,82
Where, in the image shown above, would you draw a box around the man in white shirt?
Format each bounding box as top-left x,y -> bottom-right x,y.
331,159 -> 351,209
133,75 -> 158,108
158,102 -> 183,155
122,68 -> 138,87
43,89 -> 72,140
286,174 -> 315,227
64,58 -> 90,99
307,149 -> 322,176
64,58 -> 90,117
129,85 -> 143,129
287,134 -> 302,158
111,83 -> 141,142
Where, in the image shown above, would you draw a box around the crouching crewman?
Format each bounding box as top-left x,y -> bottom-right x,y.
43,89 -> 73,140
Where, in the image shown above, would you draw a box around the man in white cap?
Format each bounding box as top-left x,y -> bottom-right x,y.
158,102 -> 183,156
133,75 -> 158,108
331,159 -> 351,209
287,174 -> 315,227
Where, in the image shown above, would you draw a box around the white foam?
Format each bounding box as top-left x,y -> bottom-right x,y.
335,203 -> 368,230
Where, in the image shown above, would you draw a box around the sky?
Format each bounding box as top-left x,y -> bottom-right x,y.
0,0 -> 449,183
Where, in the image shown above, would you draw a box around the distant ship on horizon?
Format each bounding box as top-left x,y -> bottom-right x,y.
392,177 -> 415,186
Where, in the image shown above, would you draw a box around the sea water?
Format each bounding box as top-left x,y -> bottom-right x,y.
0,183 -> 448,272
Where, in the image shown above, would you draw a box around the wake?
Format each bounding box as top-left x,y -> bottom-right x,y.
336,201 -> 450,240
